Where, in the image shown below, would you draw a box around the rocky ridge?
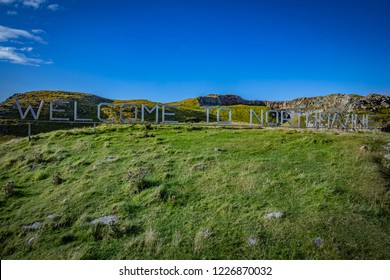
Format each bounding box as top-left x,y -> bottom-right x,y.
197,93 -> 390,112
197,94 -> 266,107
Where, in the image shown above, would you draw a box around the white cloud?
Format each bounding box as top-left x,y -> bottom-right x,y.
0,0 -> 16,4
31,28 -> 45,34
0,3 -> 54,66
0,25 -> 45,43
1,0 -> 61,10
22,0 -> 45,9
0,46 -> 52,66
47,3 -> 58,11
20,46 -> 33,51
7,10 -> 18,15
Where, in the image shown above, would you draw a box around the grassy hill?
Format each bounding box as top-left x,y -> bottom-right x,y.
1,125 -> 389,259
0,90 -> 268,123
1,91 -> 389,136
0,90 -> 113,121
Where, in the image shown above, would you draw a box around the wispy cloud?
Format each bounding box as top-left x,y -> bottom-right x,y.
6,10 -> 18,15
0,2 -> 55,66
47,3 -> 58,11
0,0 -> 16,4
0,25 -> 51,66
0,46 -> 52,66
31,29 -> 45,34
1,0 -> 60,11
22,0 -> 45,9
0,0 -> 46,8
0,25 -> 45,43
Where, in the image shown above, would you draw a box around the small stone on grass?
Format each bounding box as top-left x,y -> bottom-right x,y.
105,156 -> 117,162
90,215 -> 117,225
248,237 -> 257,245
313,237 -> 324,247
46,214 -> 59,219
202,229 -> 210,238
21,222 -> 43,230
264,212 -> 283,219
27,237 -> 35,244
359,145 -> 369,152
29,164 -> 38,171
193,163 -> 207,170
57,154 -> 66,160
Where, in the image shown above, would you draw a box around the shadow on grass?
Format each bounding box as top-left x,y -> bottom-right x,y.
372,155 -> 390,189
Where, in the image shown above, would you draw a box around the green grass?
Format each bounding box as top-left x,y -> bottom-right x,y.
0,125 -> 389,259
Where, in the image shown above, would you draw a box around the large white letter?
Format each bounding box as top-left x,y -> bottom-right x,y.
343,114 -> 351,128
353,114 -> 364,128
120,104 -> 138,123
162,105 -> 178,124
50,101 -> 69,121
202,106 -> 213,123
74,101 -> 92,122
216,108 -> 232,125
365,114 -> 376,129
249,109 -> 263,126
305,112 -> 321,128
16,99 -> 44,120
319,112 -> 331,128
266,110 -> 279,126
331,113 -> 345,129
141,104 -> 159,123
281,111 -> 293,126
97,103 -> 115,122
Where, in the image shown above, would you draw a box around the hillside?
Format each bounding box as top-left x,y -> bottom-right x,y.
0,91 -> 389,133
0,91 -> 268,124
0,125 -> 389,259
198,93 -> 390,130
0,91 -> 113,121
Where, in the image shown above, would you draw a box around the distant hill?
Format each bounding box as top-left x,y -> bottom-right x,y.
0,90 -> 389,131
0,90 -> 268,124
0,91 -> 113,121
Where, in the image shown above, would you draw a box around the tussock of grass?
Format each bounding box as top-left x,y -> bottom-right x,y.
0,125 -> 389,259
2,181 -> 15,197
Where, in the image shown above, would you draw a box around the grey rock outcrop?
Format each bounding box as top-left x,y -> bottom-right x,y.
264,93 -> 390,112
197,93 -> 390,113
198,94 -> 266,107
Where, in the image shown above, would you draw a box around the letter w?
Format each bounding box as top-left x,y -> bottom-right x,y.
16,100 -> 44,120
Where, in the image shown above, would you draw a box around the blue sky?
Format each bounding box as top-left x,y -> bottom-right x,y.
0,0 -> 389,102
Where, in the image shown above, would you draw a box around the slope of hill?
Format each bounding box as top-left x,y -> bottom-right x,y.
0,90 -> 113,121
0,91 -> 389,132
0,125 -> 389,259
0,91 -> 259,123
197,93 -> 390,130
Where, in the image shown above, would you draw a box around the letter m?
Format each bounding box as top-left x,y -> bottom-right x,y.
16,99 -> 44,120
141,104 -> 159,123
